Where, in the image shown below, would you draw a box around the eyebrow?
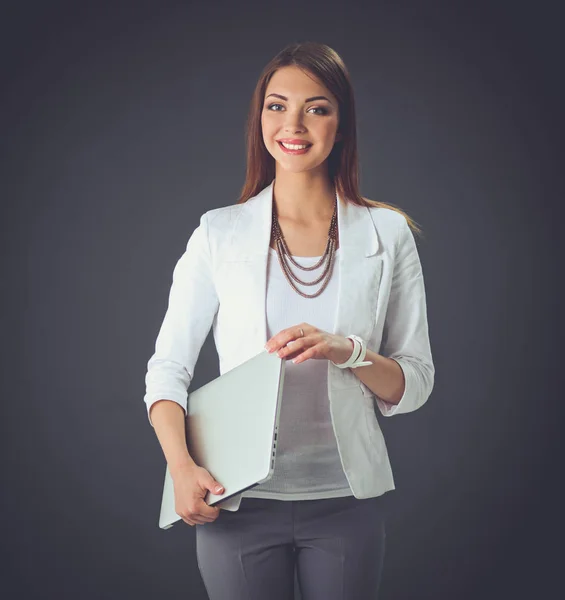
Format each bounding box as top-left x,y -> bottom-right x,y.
266,93 -> 333,104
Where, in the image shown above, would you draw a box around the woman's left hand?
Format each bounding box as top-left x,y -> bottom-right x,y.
264,323 -> 354,365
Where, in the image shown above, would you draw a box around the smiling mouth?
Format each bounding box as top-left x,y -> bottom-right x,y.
278,140 -> 312,146
277,141 -> 313,152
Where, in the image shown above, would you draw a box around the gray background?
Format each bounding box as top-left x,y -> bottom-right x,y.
2,0 -> 563,598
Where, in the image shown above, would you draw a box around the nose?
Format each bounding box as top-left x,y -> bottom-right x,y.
283,110 -> 306,133
284,124 -> 306,135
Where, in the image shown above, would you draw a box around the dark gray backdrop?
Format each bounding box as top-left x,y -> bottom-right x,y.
2,1 -> 563,599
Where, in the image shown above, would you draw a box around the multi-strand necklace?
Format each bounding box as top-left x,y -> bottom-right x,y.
270,192 -> 339,299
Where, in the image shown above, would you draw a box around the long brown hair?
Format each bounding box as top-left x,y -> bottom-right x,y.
235,41 -> 423,239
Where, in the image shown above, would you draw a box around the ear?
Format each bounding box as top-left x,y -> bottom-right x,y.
335,132 -> 343,143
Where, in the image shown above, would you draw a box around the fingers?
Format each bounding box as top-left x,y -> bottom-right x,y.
278,339 -> 321,363
181,515 -> 209,526
180,503 -> 221,526
266,323 -> 312,352
281,339 -> 300,357
278,338 -> 304,356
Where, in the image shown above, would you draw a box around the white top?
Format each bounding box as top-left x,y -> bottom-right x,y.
242,247 -> 354,500
143,180 -> 435,512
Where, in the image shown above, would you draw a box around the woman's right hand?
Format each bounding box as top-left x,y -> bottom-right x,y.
171,464 -> 225,526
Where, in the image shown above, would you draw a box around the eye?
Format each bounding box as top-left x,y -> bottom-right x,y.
265,103 -> 328,115
309,106 -> 328,115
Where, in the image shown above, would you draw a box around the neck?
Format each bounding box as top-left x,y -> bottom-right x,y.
272,172 -> 337,224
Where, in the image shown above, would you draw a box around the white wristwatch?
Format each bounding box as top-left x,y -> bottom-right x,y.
331,334 -> 373,369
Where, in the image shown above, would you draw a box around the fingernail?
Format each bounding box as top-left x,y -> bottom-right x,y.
215,486 -> 223,493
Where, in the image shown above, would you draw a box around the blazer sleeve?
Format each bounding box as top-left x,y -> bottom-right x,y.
375,215 -> 435,417
143,212 -> 219,427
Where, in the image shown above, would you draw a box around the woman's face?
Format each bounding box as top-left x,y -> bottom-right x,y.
261,65 -> 341,175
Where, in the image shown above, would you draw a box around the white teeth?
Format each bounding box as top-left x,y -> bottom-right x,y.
280,142 -> 310,150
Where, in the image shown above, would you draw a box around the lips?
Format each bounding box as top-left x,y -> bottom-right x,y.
277,141 -> 313,155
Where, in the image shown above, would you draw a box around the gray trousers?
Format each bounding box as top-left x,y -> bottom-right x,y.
195,494 -> 387,600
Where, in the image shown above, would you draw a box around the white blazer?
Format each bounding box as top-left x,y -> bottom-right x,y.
144,179 -> 434,511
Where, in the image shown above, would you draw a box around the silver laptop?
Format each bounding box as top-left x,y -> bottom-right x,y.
158,348 -> 286,529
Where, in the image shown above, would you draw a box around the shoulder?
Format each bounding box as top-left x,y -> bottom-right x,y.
362,203 -> 407,248
364,202 -> 406,225
370,207 -> 405,223
198,203 -> 245,234
195,203 -> 247,257
203,203 -> 243,223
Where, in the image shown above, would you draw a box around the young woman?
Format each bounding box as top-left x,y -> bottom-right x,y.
144,41 -> 434,600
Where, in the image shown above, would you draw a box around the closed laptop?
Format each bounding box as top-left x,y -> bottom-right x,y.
159,349 -> 286,529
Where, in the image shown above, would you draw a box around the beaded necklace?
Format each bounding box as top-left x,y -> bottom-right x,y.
270,192 -> 339,298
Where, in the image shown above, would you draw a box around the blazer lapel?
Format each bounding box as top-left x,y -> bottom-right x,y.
222,179 -> 382,386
